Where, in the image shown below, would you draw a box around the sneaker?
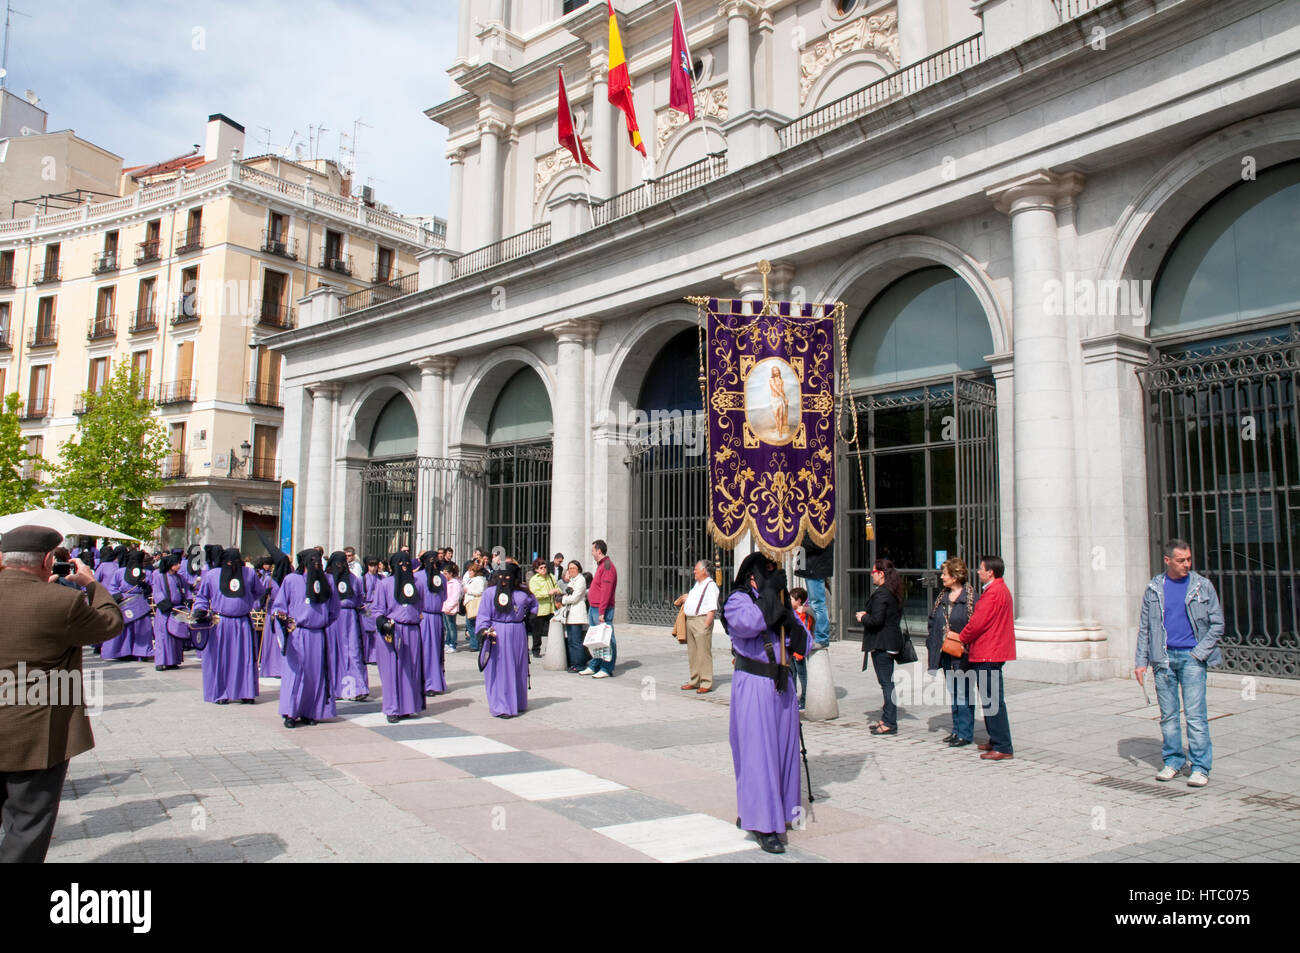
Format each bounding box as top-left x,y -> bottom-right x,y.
578,668 -> 595,676
591,671 -> 610,679
446,645 -> 456,653
1155,765 -> 1180,781
1187,772 -> 1209,788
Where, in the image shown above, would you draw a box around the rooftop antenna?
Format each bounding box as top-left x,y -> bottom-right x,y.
1,2 -> 30,90
257,125 -> 272,154
342,117 -> 370,179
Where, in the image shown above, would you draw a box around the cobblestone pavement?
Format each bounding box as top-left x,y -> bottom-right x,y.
46,625 -> 1300,863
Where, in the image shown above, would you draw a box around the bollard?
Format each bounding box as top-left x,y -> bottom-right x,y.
803,643 -> 839,721
543,616 -> 569,671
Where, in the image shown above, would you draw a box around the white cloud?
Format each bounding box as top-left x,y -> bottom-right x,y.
12,0 -> 462,217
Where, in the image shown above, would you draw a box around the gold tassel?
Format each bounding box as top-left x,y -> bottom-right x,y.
864,518 -> 875,542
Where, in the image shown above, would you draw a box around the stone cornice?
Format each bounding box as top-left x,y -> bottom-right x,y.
545,318 -> 601,344
986,169 -> 1086,216
1081,332 -> 1153,367
412,355 -> 459,376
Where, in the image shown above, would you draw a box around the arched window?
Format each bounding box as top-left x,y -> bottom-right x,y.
1152,161 -> 1300,336
848,267 -> 993,389
487,368 -> 552,444
369,394 -> 417,458
636,327 -> 701,414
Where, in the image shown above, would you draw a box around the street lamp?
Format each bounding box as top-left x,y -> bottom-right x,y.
229,440 -> 252,477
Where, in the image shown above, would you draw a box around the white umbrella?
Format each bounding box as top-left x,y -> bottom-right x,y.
0,508 -> 141,542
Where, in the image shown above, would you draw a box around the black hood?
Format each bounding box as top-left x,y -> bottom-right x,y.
218,548 -> 244,597
390,552 -> 418,606
326,551 -> 355,600
297,549 -> 330,604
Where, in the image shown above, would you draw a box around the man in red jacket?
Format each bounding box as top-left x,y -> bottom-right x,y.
584,540 -> 618,677
956,555 -> 1016,760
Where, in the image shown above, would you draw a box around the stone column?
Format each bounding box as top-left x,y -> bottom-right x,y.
986,170 -> 1103,666
588,61 -> 612,201
304,381 -> 341,549
897,0 -> 929,66
412,357 -> 457,553
477,117 -> 506,248
546,319 -> 599,564
446,149 -> 466,253
456,0 -> 472,62
722,1 -> 755,117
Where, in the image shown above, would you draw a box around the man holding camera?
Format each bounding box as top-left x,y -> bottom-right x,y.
0,525 -> 124,862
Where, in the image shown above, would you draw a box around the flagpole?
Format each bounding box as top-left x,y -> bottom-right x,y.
581,163 -> 598,230
672,0 -> 721,160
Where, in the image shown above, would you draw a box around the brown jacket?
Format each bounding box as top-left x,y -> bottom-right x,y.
0,569 -> 124,771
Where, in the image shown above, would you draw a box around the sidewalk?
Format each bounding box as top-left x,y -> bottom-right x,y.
46,625 -> 1300,863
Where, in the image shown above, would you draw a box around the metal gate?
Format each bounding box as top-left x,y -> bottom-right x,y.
483,441 -> 552,563
842,374 -> 1000,633
627,413 -> 734,625
1137,329 -> 1300,679
361,456 -> 417,557
361,455 -> 486,560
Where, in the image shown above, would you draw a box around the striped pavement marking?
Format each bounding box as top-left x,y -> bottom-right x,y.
398,736 -> 517,758
481,768 -> 626,801
594,813 -> 753,863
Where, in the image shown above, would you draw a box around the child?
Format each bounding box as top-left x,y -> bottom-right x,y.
790,587 -> 813,711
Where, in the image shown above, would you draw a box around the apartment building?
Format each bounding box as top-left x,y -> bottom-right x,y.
0,113 -> 442,551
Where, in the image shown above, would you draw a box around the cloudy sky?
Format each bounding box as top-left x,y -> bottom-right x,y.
8,0 -> 461,216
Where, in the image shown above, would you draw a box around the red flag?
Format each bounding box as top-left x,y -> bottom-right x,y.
669,1 -> 695,120
557,67 -> 598,171
607,0 -> 646,156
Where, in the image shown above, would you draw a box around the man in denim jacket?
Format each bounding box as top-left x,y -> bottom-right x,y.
1134,539 -> 1223,789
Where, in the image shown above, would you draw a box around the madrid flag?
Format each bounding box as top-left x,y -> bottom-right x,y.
557,68 -> 598,170
668,2 -> 695,119
607,1 -> 646,156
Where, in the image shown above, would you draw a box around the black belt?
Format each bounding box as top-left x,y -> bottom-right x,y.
296,623 -> 327,631
222,613 -> 250,619
733,653 -> 786,680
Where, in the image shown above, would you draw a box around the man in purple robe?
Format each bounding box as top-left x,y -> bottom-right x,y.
150,554 -> 186,670
372,551 -> 425,724
360,556 -> 381,665
326,550 -> 369,701
93,544 -> 120,587
271,550 -> 339,728
192,547 -> 268,704
475,564 -> 537,719
721,552 -> 808,854
104,550 -> 154,661
416,551 -> 448,697
258,549 -> 292,677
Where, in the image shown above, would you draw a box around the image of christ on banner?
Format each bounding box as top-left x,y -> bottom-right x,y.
700,298 -> 840,558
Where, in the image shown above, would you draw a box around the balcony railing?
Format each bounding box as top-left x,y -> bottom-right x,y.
130,307 -> 158,333
261,230 -> 298,260
176,226 -> 204,254
20,398 -> 51,419
249,456 -> 279,482
319,250 -> 353,276
172,298 -> 200,326
87,315 -> 117,340
156,380 -> 195,404
28,323 -> 57,347
452,222 -> 552,279
254,300 -> 296,330
245,379 -> 284,408
135,239 -> 161,265
73,393 -> 101,415
0,329 -> 10,351
161,453 -> 187,479
341,271 -> 419,315
778,33 -> 985,149
32,262 -> 62,284
92,251 -> 119,274
0,272 -> 14,289
593,153 -> 729,228
19,462 -> 42,481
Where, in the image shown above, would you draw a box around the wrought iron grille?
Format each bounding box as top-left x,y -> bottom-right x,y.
341,271 -> 419,315
1137,328 -> 1300,679
452,223 -> 551,278
362,457 -> 418,558
593,153 -> 728,228
841,375 -> 1000,637
627,414 -> 734,625
484,442 -> 552,564
361,455 -> 492,562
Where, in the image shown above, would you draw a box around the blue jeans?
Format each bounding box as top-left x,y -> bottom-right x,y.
871,650 -> 896,728
467,616 -> 479,651
793,657 -> 808,708
940,654 -> 976,741
1155,649 -> 1212,775
969,662 -> 1012,754
587,606 -> 616,675
805,578 -> 830,646
565,623 -> 588,669
444,614 -> 458,647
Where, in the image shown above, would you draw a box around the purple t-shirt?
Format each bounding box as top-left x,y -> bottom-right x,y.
1163,575 -> 1196,649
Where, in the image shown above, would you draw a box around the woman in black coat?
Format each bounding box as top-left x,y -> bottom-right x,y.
926,557 -> 978,747
856,559 -> 904,735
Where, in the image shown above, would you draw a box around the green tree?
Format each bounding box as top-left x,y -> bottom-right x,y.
0,391 -> 48,514
52,364 -> 170,539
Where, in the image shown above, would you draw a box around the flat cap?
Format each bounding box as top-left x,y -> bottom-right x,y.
1,524 -> 64,554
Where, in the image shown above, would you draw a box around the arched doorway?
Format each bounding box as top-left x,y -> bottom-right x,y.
1138,160 -> 1300,678
625,327 -> 733,623
484,367 -> 553,563
361,393 -> 418,556
844,266 -> 999,633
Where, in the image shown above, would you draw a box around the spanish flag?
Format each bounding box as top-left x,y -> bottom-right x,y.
607,0 -> 646,157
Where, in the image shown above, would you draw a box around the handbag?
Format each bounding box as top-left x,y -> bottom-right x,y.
584,622 -> 612,650
672,606 -> 688,643
895,615 -> 918,664
940,600 -> 967,658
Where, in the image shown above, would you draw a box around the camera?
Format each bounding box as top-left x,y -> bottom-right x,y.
564,586 -> 573,596
52,561 -> 74,578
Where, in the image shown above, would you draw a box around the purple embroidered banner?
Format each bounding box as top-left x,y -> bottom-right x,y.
702,298 -> 838,557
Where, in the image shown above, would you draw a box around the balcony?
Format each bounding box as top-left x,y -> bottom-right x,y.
32,262 -> 62,284
319,250 -> 353,276
245,380 -> 283,408
20,398 -> 51,420
20,462 -> 42,481
135,239 -> 161,265
156,380 -> 195,405
87,315 -> 117,340
28,323 -> 58,347
172,298 -> 200,326
73,393 -> 100,415
0,329 -> 10,351
254,300 -> 296,331
92,251 -> 119,275
130,307 -> 158,333
342,271 -> 418,314
452,223 -> 551,279
176,226 -> 204,254
160,453 -> 187,479
0,272 -> 14,290
261,230 -> 298,260
249,456 -> 279,482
